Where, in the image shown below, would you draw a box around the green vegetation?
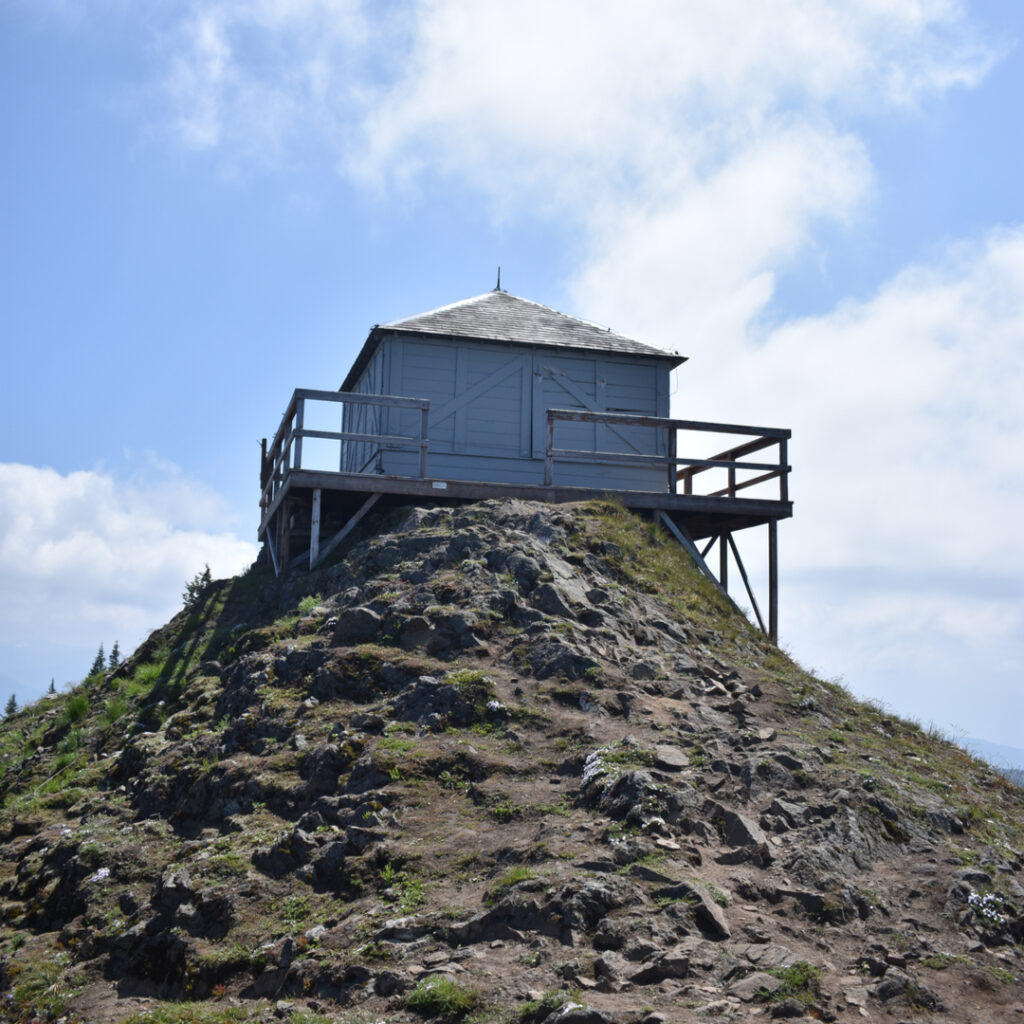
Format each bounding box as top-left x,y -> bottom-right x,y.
4,950 -> 77,1021
490,798 -> 521,822
406,976 -> 480,1018
183,563 -> 213,610
99,692 -> 128,727
88,643 -> 106,678
379,861 -> 427,913
921,951 -> 970,970
764,961 -> 822,1007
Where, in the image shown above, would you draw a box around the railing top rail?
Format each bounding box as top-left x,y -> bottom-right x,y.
297,388 -> 431,410
267,389 -> 433,458
546,407 -> 791,439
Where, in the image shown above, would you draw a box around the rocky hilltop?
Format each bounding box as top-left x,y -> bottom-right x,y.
1,499 -> 1022,1024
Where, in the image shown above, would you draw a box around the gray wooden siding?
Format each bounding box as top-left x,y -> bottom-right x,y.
345,332 -> 671,491
341,344 -> 386,472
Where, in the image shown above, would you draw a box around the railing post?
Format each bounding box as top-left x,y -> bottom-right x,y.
419,404 -> 430,478
544,411 -> 555,487
294,397 -> 304,469
728,464 -> 736,499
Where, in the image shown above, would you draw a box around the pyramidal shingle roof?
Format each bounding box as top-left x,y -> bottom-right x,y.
383,289 -> 680,361
342,290 -> 684,390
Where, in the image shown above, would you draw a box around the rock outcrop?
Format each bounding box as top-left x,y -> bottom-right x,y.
0,498 -> 1021,1023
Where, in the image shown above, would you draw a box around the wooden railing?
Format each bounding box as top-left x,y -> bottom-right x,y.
544,408 -> 790,500
259,389 -> 430,518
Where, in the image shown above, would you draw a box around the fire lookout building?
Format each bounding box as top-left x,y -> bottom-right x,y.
259,288 -> 792,638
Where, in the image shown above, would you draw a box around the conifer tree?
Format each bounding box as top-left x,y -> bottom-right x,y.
48,678 -> 56,695
108,641 -> 120,670
89,644 -> 106,678
4,694 -> 16,716
183,564 -> 213,609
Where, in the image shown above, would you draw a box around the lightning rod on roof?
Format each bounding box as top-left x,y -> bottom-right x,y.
495,266 -> 501,291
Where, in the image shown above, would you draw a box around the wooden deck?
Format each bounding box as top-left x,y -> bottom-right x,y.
258,390 -> 792,638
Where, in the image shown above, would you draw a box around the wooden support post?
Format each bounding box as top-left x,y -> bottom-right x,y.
768,519 -> 778,642
719,533 -> 729,592
309,488 -> 322,570
726,533 -> 766,636
658,514 -> 744,620
279,501 -> 292,579
312,493 -> 382,568
266,514 -> 280,577
700,536 -> 716,559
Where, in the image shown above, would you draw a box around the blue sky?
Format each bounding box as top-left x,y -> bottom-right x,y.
1,0 -> 1022,748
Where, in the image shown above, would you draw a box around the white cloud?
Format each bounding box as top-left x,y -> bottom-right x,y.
342,0 -> 991,348
158,0 -> 370,163
717,228 -> 1024,742
0,462 -> 257,697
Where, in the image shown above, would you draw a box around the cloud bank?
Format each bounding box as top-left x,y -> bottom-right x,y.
0,462 -> 257,695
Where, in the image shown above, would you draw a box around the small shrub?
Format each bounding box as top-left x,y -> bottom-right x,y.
62,692 -> 90,725
99,694 -> 128,727
765,961 -> 822,1006
297,593 -> 322,615
491,799 -> 521,823
407,976 -> 480,1018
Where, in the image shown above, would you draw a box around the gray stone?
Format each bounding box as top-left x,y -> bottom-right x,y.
705,801 -> 768,849
332,605 -> 382,644
729,971 -> 782,1001
654,745 -> 688,771
874,966 -> 910,1000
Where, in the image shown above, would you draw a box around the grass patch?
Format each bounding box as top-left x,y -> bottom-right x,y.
5,951 -> 78,1021
99,693 -> 128,727
764,961 -> 822,1007
407,976 -> 480,1018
